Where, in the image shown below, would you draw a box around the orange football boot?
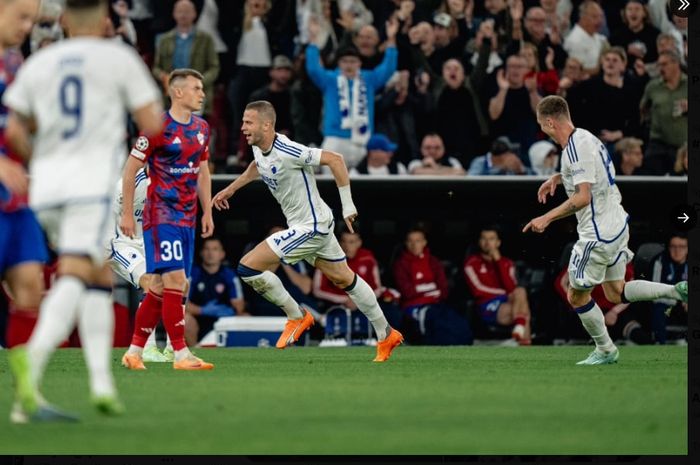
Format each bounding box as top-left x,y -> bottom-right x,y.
121,352 -> 146,370
173,354 -> 214,370
276,310 -> 315,349
373,328 -> 403,362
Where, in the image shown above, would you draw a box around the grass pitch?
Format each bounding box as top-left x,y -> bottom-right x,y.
0,346 -> 687,455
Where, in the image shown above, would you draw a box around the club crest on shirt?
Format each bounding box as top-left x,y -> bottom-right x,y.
135,136 -> 149,151
304,151 -> 313,164
197,132 -> 205,145
216,283 -> 225,294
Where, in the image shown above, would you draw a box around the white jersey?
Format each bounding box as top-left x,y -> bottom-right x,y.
2,37 -> 160,208
253,133 -> 334,233
112,168 -> 148,242
560,128 -> 629,243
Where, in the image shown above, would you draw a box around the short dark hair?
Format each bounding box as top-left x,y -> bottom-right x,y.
245,100 -> 277,125
537,95 -> 571,120
406,226 -> 427,240
66,0 -> 107,10
480,224 -> 502,239
168,68 -> 204,87
202,236 -> 224,247
669,232 -> 687,242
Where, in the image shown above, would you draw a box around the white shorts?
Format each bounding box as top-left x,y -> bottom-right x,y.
107,237 -> 147,289
266,223 -> 346,266
568,228 -> 634,290
35,198 -> 114,265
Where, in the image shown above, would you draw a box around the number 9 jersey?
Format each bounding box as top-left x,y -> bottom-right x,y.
1,38 -> 161,209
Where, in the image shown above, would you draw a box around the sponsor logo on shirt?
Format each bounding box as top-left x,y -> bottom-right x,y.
169,161 -> 200,175
572,168 -> 586,176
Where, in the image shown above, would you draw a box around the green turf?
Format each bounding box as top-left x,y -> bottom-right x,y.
0,346 -> 687,455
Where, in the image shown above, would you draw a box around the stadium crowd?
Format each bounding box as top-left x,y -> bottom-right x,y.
26,0 -> 689,176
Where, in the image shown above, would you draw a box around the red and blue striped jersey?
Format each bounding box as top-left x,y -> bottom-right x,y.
130,111 -> 209,230
0,49 -> 27,213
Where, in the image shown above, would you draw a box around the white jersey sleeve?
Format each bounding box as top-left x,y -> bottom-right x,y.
561,128 -> 628,243
112,168 -> 148,241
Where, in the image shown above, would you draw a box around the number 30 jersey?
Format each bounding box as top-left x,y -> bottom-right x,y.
560,128 -> 629,243
1,37 -> 160,209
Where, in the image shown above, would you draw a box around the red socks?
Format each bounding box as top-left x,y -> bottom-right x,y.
162,288 -> 186,351
5,306 -> 38,348
514,316 -> 527,327
130,291 -> 163,347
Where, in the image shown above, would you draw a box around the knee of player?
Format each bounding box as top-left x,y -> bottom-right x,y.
567,289 -> 590,308
511,287 -> 528,300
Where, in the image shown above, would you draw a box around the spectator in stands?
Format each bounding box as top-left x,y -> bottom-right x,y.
429,58 -> 489,163
509,5 -> 568,71
107,0 -> 138,46
290,48 -> 324,148
306,17 -> 398,170
463,226 -> 531,344
409,133 -> 466,175
566,47 -> 646,153
374,70 -> 421,164
614,137 -> 647,176
29,0 -> 64,53
640,50 -> 687,175
428,12 -> 471,74
563,0 -> 608,76
520,41 -> 559,96
646,32 -> 685,78
393,228 -> 472,345
539,0 -> 571,39
249,55 -> 295,138
337,0 -> 374,33
488,54 -> 542,160
185,237 -> 247,346
528,140 -> 559,176
351,134 -> 407,175
313,227 -> 403,333
609,0 -> 661,71
246,227 -> 319,317
468,137 -> 531,175
296,0 -> 340,59
352,25 -> 383,69
673,142 -> 688,176
152,0 -> 219,118
465,17 -> 502,77
557,56 -> 584,99
649,233 -> 688,344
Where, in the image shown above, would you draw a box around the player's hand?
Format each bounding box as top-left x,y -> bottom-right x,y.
201,211 -> 214,238
344,213 -> 358,233
0,157 -> 29,196
537,174 -> 560,203
212,186 -> 233,210
522,215 -> 550,234
119,212 -> 136,239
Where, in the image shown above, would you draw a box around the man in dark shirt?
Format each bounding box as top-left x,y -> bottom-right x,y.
249,55 -> 295,137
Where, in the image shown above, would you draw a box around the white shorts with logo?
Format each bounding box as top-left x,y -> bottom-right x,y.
106,237 -> 147,289
568,227 -> 634,290
35,198 -> 114,265
266,221 -> 345,266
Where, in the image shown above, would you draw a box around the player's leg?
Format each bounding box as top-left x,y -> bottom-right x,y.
122,273 -> 163,368
508,287 -> 531,343
314,256 -> 403,362
568,241 -> 618,365
78,261 -> 123,415
237,237 -> 305,320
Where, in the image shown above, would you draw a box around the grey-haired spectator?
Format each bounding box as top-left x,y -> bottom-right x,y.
614,137 -> 647,176
152,0 -> 219,117
468,137 -> 531,175
640,49 -> 687,175
249,55 -> 295,138
29,0 -> 64,53
563,0 -> 608,76
557,56 -> 584,98
528,140 -> 559,176
351,134 -> 407,176
506,5 -> 568,71
409,133 -> 465,176
306,17 -> 398,171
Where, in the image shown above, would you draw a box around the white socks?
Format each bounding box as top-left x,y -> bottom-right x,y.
241,270 -> 303,319
78,288 -> 116,398
344,275 -> 390,341
623,281 -> 681,302
576,300 -> 615,352
27,275 -> 85,389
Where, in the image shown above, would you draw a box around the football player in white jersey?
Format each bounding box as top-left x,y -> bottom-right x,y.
107,168 -> 174,362
2,0 -> 162,419
524,96 -> 688,365
212,100 -> 403,362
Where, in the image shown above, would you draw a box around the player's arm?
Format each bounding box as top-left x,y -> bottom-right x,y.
0,156 -> 28,196
523,182 -> 591,233
212,161 -> 260,210
131,102 -> 163,137
5,111 -> 36,161
197,161 -> 214,238
320,150 -> 358,233
120,155 -> 146,238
